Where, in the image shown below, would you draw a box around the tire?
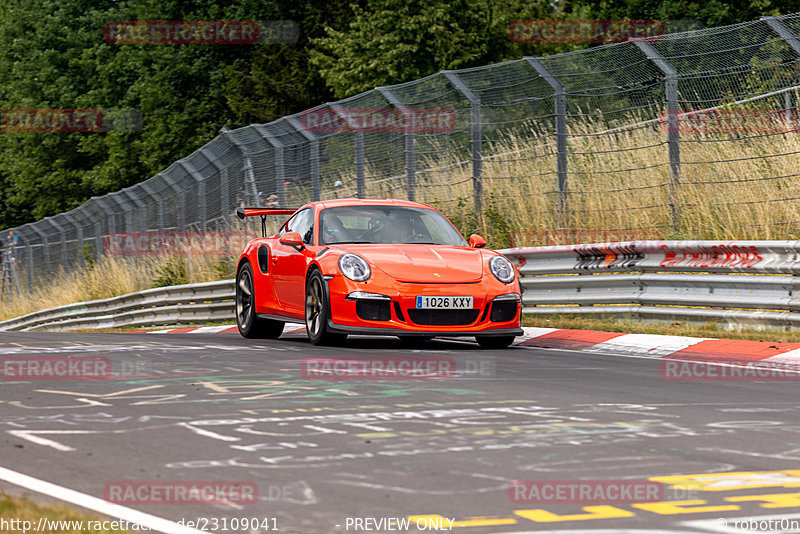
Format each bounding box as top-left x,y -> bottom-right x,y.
476,335 -> 515,349
305,270 -> 346,346
236,262 -> 284,339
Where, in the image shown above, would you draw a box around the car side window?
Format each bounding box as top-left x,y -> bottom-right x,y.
286,208 -> 314,245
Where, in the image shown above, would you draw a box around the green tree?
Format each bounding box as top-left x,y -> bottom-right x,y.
310,0 -> 514,99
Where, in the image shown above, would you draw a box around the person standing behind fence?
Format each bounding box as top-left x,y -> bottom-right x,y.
6,230 -> 19,261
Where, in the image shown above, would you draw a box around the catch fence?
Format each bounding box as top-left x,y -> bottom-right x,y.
3,13 -> 800,295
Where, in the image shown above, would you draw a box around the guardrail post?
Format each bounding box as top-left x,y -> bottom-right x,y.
443,71 -> 484,231
377,87 -> 416,201
633,40 -> 681,235
525,58 -> 568,230
254,124 -> 288,208
329,103 -> 366,198
286,116 -> 321,202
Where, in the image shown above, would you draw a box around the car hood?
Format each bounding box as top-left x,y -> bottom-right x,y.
336,244 -> 484,283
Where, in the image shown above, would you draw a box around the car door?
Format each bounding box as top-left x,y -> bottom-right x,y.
271,207 -> 316,311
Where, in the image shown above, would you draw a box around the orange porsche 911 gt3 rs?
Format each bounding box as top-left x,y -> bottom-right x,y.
235,198 -> 522,348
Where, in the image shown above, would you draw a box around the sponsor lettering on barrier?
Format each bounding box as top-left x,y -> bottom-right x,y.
574,244 -> 644,271
659,244 -> 763,269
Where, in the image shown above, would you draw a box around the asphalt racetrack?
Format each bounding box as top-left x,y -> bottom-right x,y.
1,330 -> 800,534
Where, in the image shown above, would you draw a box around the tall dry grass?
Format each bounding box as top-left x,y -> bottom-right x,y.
2,114 -> 798,320
0,253 -> 237,321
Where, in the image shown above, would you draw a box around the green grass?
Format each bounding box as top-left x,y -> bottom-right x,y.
0,492 -> 131,533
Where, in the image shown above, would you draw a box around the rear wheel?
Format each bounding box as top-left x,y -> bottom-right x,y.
305,270 -> 346,346
476,335 -> 515,349
236,262 -> 284,339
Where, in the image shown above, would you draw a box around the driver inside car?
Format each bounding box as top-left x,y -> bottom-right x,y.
322,215 -> 351,244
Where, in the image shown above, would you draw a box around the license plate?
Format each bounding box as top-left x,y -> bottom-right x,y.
415,296 -> 473,309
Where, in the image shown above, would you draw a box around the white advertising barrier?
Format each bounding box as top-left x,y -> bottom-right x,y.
498,240 -> 800,329
3,241 -> 800,331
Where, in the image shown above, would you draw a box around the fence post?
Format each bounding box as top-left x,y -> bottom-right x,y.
632,40 -> 681,234
43,217 -> 68,270
28,222 -> 51,276
762,16 -> 800,55
198,147 -> 226,224
286,115 -> 320,202
140,182 -> 164,231
121,188 -> 147,231
443,71 -> 484,231
159,173 -> 186,231
179,159 -> 207,231
254,124 -> 287,208
61,213 -> 84,269
377,87 -> 416,201
525,58 -> 568,230
329,103 -> 365,198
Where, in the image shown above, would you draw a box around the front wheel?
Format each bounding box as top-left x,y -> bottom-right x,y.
305,270 -> 346,346
236,262 -> 284,339
476,335 -> 515,349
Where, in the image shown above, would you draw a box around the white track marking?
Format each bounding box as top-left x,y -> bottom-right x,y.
584,333 -> 710,356
178,422 -> 241,442
0,465 -> 208,534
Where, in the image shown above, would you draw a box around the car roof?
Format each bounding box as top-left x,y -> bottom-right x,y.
311,198 -> 436,210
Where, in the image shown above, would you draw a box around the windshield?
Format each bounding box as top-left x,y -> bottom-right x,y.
319,206 -> 467,246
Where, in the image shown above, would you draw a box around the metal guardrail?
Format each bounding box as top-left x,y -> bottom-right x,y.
504,240 -> 800,329
0,280 -> 234,332
4,241 -> 800,332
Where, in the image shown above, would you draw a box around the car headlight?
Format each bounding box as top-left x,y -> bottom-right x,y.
339,253 -> 371,281
489,255 -> 515,283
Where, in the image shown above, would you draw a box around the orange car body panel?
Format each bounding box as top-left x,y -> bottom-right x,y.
237,198 -> 522,336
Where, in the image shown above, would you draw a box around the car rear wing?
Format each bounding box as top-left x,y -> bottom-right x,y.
236,207 -> 296,237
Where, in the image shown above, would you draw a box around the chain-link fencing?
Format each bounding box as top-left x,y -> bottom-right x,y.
3,13 -> 800,297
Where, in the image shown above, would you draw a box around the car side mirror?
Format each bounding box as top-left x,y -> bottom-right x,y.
280,231 -> 305,251
469,234 -> 487,248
